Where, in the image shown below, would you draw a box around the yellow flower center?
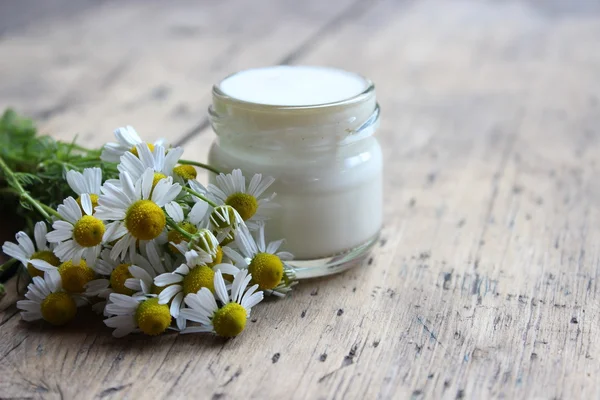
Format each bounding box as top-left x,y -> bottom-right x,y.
130,143 -> 155,157
27,250 -> 60,278
248,253 -> 283,290
109,263 -> 134,295
135,298 -> 171,336
73,215 -> 105,247
125,200 -> 166,240
152,172 -> 167,189
225,193 -> 258,221
76,194 -> 99,213
173,165 -> 197,181
167,222 -> 198,253
183,265 -> 215,295
207,246 -> 223,268
41,292 -> 77,326
212,303 -> 247,337
58,260 -> 95,293
210,205 -> 239,229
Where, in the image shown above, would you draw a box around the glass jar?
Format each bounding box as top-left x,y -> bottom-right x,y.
208,66 -> 382,279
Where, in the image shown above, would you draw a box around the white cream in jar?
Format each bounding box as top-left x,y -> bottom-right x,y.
208,66 -> 382,278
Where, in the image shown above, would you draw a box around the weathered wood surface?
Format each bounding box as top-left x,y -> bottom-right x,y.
2,0 -> 600,398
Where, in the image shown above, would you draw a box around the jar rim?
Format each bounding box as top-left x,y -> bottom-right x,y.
212,67 -> 375,113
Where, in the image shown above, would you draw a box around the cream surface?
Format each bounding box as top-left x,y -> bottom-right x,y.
218,66 -> 369,106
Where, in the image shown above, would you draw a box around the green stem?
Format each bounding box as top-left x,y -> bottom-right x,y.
0,258 -> 18,273
178,159 -> 222,175
166,217 -> 194,240
182,186 -> 218,208
68,142 -> 97,153
41,203 -> 62,220
0,155 -> 54,222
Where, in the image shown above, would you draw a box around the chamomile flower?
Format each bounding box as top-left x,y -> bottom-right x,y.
30,258 -> 96,294
223,223 -> 294,292
85,249 -> 135,298
180,269 -> 263,337
164,201 -> 207,249
207,169 -> 278,229
100,125 -> 167,163
125,242 -> 177,296
95,168 -> 181,261
45,194 -> 105,266
154,249 -> 239,324
2,221 -> 58,277
66,167 -> 102,211
16,269 -> 86,326
104,293 -> 171,337
118,143 -> 183,183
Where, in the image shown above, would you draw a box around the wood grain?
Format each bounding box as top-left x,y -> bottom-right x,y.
2,0 -> 600,399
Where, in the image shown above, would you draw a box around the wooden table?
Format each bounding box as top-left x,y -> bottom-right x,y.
1,1 -> 600,398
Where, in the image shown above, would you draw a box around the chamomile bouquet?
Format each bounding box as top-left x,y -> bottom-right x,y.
0,109 -> 297,338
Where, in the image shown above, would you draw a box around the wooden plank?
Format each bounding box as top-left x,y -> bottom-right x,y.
0,0 -> 362,148
2,0 -> 600,399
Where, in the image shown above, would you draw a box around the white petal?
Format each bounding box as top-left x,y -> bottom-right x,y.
66,170 -> 87,195
115,125 -> 142,147
158,284 -> 181,304
252,175 -> 275,197
214,271 -> 229,304
34,222 -> 48,250
29,259 -> 58,272
179,309 -> 211,326
105,315 -> 137,337
15,232 -> 35,257
80,193 -> 93,216
84,167 -> 103,194
110,234 -> 134,261
45,269 -> 62,292
213,263 -> 239,276
154,272 -> 184,287
222,247 -> 248,268
151,178 -> 178,206
266,239 -> 284,254
94,205 -> 126,221
129,265 -> 153,284
58,197 -> 83,224
103,221 -> 127,243
188,201 -> 208,225
140,168 -> 154,200
165,202 -> 184,222
231,269 -> 250,303
181,325 -> 213,334
2,241 -> 29,264
124,278 -> 142,292
241,290 -> 263,310
175,315 -> 186,331
145,242 -> 165,273
137,143 -> 157,170
101,143 -> 128,163
163,147 -> 183,175
255,223 -> 266,252
276,251 -> 294,261
170,292 -> 183,318
174,263 -> 190,275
